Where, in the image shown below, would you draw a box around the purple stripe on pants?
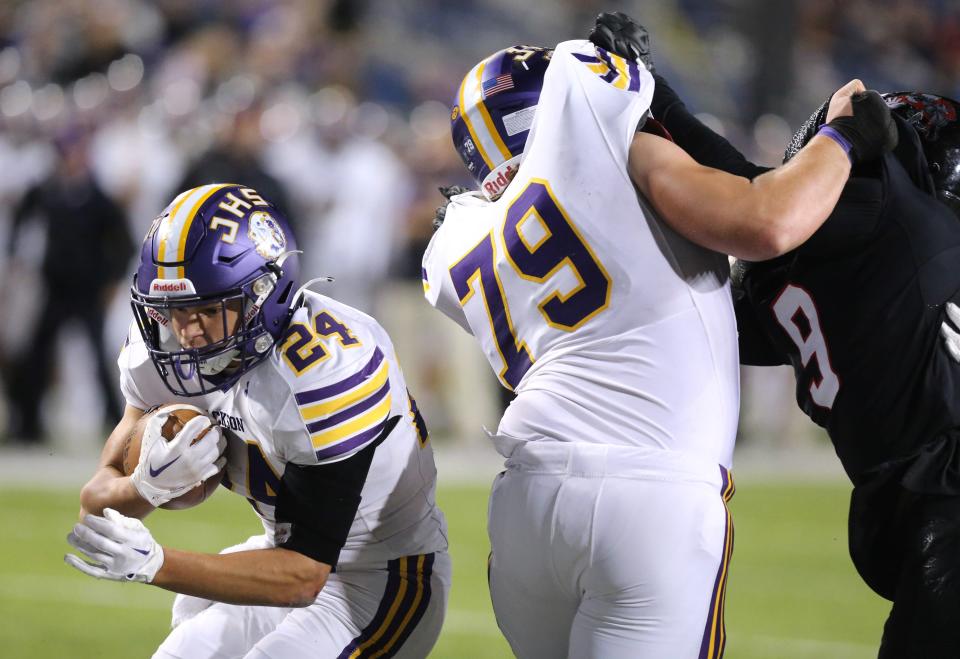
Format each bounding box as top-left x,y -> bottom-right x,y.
628,61 -> 641,92
336,558 -> 403,659
698,465 -> 735,659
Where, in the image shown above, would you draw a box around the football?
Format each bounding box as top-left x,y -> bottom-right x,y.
123,405 -> 224,510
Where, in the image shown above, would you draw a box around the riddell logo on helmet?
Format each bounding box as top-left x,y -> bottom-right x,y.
153,282 -> 187,292
483,164 -> 517,197
149,278 -> 197,297
145,307 -> 169,326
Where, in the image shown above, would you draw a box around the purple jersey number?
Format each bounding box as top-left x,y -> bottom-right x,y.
315,311 -> 360,347
244,440 -> 281,508
449,179 -> 611,389
221,429 -> 281,515
280,311 -> 362,375
503,180 -> 610,330
449,232 -> 534,389
280,324 -> 327,374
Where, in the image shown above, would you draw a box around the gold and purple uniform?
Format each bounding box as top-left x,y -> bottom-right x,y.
423,40 -> 737,658
120,290 -> 450,659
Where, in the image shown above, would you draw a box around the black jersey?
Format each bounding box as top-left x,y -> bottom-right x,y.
736,117 -> 960,481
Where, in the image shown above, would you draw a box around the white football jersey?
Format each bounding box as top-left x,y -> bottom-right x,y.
119,290 -> 448,565
423,40 -> 739,468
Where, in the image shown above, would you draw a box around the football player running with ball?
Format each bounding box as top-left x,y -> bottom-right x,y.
423,23 -> 896,659
66,184 -> 449,659
593,12 -> 960,658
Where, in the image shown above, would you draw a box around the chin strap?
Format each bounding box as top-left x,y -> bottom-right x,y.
199,349 -> 239,376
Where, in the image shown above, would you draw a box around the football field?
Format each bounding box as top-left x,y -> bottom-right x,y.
0,479 -> 888,658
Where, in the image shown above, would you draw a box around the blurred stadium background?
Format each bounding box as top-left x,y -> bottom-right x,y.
0,0 -> 955,656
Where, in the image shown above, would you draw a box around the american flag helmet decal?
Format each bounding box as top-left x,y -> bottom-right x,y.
451,45 -> 553,200
482,74 -> 515,98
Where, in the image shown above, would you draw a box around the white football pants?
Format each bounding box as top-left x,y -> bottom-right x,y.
487,438 -> 734,659
153,551 -> 451,659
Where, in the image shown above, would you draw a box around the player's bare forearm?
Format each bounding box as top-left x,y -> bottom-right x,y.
629,131 -> 850,261
153,547 -> 331,607
79,404 -> 152,518
79,468 -> 155,519
745,134 -> 851,253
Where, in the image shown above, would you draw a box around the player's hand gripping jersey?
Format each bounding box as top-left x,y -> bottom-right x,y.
423,40 -> 739,466
120,290 -> 447,565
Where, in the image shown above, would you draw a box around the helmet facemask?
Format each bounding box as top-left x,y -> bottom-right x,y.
131,271 -> 279,396
133,184 -> 301,397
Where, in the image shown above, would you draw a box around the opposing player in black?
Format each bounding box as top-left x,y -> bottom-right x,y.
590,11 -> 960,658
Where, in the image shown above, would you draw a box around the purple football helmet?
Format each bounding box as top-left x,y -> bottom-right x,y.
451,45 -> 553,200
131,183 -> 301,396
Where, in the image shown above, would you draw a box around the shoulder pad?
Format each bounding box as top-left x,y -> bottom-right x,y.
273,294 -> 396,463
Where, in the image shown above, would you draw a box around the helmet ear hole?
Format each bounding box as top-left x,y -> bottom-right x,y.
276,280 -> 293,306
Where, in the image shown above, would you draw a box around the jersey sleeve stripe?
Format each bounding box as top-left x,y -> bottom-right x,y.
298,358 -> 390,421
627,60 -> 641,92
572,53 -> 599,64
601,49 -> 636,90
295,347 -> 385,406
310,393 -> 392,449
314,414 -> 389,461
305,378 -> 391,435
574,49 -> 641,92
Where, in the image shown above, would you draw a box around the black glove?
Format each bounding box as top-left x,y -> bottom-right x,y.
588,11 -> 654,71
823,91 -> 898,164
433,185 -> 470,230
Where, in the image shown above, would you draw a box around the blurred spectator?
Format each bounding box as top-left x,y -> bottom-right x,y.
377,101 -> 503,442
176,102 -> 292,221
267,88 -> 412,313
3,125 -> 133,444
1,0 -> 959,453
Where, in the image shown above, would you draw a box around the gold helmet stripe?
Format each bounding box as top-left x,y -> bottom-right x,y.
457,61 -> 495,171
156,184 -> 229,279
174,184 -> 230,278
473,59 -> 513,161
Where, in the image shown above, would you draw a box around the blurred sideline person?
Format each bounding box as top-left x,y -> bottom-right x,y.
422,24 -> 895,659
4,125 -> 133,443
628,26 -> 960,656
386,124 -> 504,442
177,104 -> 293,225
65,184 -> 449,658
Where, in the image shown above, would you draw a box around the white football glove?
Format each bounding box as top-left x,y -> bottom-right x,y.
170,533 -> 274,627
941,302 -> 960,363
130,405 -> 226,507
64,508 -> 164,583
